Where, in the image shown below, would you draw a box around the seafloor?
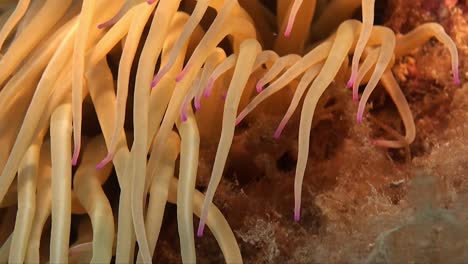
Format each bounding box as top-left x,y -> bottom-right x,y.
153,1 -> 468,263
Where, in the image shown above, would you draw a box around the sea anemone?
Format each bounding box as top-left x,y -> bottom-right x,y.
0,0 -> 461,263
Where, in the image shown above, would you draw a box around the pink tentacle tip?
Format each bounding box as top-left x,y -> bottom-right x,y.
151,67 -> 169,88
97,23 -> 108,29
96,154 -> 113,170
294,210 -> 300,222
181,111 -> 188,122
197,223 -> 205,237
274,124 -> 285,139
273,130 -> 282,139
151,74 -> 163,88
147,0 -> 156,4
97,15 -> 119,29
176,64 -> 191,82
284,24 -> 293,37
204,79 -> 215,97
194,99 -> 201,110
235,116 -> 243,126
347,73 -> 357,88
453,70 -> 460,85
256,82 -> 264,93
352,93 -> 359,102
71,149 -> 80,166
357,114 -> 363,124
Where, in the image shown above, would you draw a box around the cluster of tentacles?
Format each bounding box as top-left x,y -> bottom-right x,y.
0,0 -> 460,263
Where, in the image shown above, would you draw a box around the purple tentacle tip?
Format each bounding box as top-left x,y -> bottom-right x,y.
176,64 -> 191,82
197,223 -> 205,237
181,111 -> 188,122
152,67 -> 170,88
204,79 -> 215,97
294,210 -> 300,222
151,74 -> 162,88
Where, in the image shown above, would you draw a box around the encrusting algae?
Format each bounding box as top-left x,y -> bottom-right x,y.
0,0 -> 462,263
